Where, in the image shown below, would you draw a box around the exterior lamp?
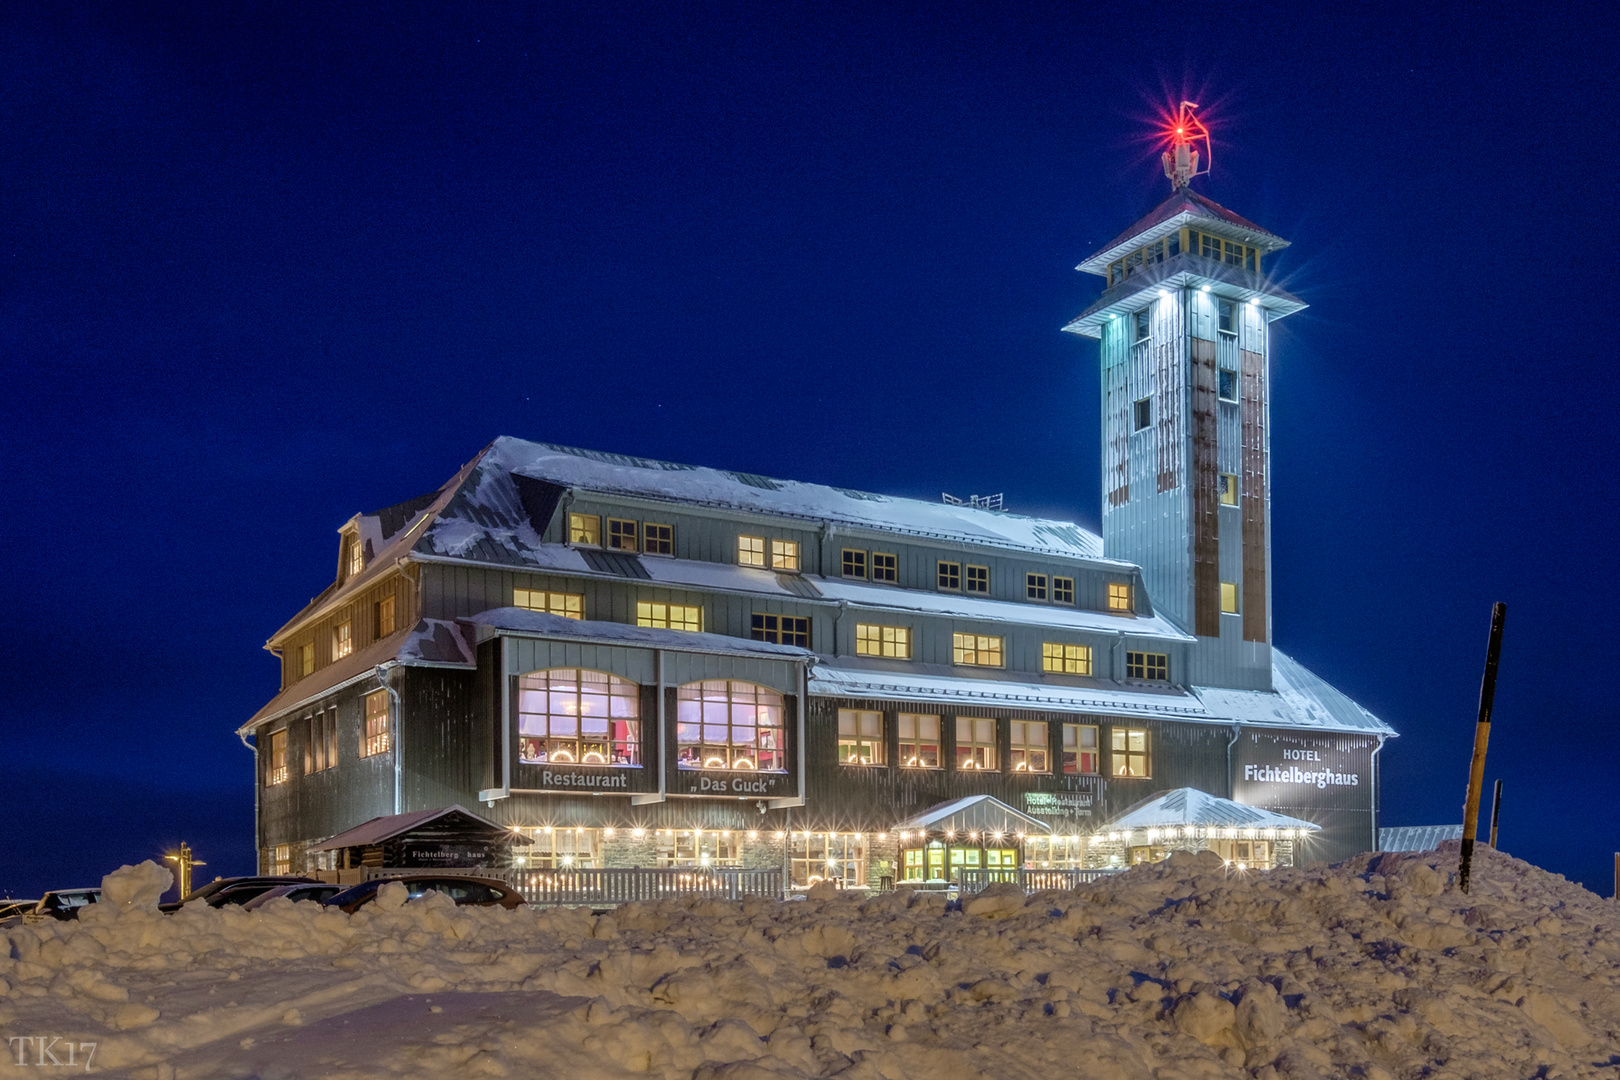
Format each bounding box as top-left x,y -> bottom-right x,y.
1200,285 -> 1210,292
774,831 -> 785,839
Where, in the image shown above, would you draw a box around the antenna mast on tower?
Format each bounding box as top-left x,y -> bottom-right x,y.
1162,102 -> 1211,190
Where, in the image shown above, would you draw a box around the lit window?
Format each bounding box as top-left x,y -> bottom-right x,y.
937,561 -> 961,590
1134,397 -> 1152,431
517,669 -> 640,766
965,565 -> 989,594
644,523 -> 674,556
1062,724 -> 1099,774
676,680 -> 786,771
871,553 -> 897,583
332,621 -> 353,660
1134,308 -> 1150,342
658,831 -> 742,868
1221,582 -> 1240,614
955,717 -> 997,771
1042,642 -> 1092,675
771,539 -> 800,571
299,642 -> 314,677
346,536 -> 363,579
267,729 -> 288,785
1026,573 -> 1047,600
1218,368 -> 1238,401
898,713 -> 940,768
842,549 -> 867,578
751,613 -> 809,647
1107,583 -> 1132,612
1218,299 -> 1235,334
738,535 -> 766,567
1126,651 -> 1169,681
270,844 -> 291,876
568,513 -> 601,546
1219,474 -> 1239,506
362,689 -> 390,756
516,827 -> 602,869
791,833 -> 866,888
375,595 -> 396,638
515,589 -> 585,619
607,518 -> 639,552
838,710 -> 884,765
952,632 -> 1003,667
855,623 -> 911,659
1009,721 -> 1049,772
1053,577 -> 1074,604
1112,728 -> 1151,777
637,602 -> 702,633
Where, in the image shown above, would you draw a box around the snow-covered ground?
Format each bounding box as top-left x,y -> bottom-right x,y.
3,843 -> 1616,1079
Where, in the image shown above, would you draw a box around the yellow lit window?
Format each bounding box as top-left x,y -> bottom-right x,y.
937,561 -> 961,590
267,729 -> 288,785
332,621 -> 353,660
514,589 -> 584,619
270,844 -> 291,875
838,710 -> 884,765
738,535 -> 766,567
568,513 -> 601,546
375,595 -> 396,638
965,565 -> 989,594
1026,573 -> 1047,600
637,602 -> 702,633
855,623 -> 911,659
1219,474 -> 1239,505
644,523 -> 674,556
1009,721 -> 1048,773
841,549 -> 867,578
363,689 -> 390,757
1126,651 -> 1168,681
1062,724 -> 1099,774
1042,642 -> 1092,675
1053,576 -> 1074,604
771,539 -> 800,571
1112,728 -> 1150,777
346,535 -> 363,579
299,641 -> 314,677
898,713 -> 940,768
955,717 -> 997,771
871,553 -> 897,583
1107,583 -> 1133,612
952,632 -> 1002,667
1221,582 -> 1239,614
607,518 -> 638,552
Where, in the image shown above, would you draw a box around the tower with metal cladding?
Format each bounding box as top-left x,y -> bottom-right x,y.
1062,106 -> 1305,689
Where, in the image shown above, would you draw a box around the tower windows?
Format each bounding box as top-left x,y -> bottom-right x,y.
1219,474 -> 1240,505
1221,583 -> 1240,614
1134,308 -> 1151,342
1133,397 -> 1153,431
1218,368 -> 1239,401
1218,300 -> 1234,334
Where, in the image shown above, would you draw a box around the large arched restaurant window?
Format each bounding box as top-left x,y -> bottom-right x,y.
516,668 -> 640,766
676,680 -> 786,771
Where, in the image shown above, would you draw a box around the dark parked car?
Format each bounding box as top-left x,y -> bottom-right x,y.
16,889 -> 101,922
0,899 -> 39,922
322,875 -> 525,913
157,875 -> 318,913
238,882 -> 346,910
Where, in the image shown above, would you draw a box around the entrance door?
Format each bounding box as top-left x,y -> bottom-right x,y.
926,844 -> 945,881
985,848 -> 1019,881
947,846 -> 981,882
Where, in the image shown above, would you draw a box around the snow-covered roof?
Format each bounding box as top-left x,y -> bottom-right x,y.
895,795 -> 1050,836
811,577 -> 1188,639
461,608 -> 816,661
308,805 -> 526,852
420,437 -> 1108,563
1378,825 -> 1463,853
1195,651 -> 1395,735
1105,788 -> 1320,832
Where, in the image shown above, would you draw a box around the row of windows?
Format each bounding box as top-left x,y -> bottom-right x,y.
568,513 -> 676,556
836,710 -> 1146,777
294,596 -> 398,679
266,689 -> 390,786
1106,230 -> 1261,288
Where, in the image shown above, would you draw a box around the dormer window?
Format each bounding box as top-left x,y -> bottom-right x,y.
345,535 -> 363,579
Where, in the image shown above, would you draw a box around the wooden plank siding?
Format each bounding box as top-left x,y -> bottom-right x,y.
1240,345 -> 1269,643
1190,336 -> 1220,638
277,571 -> 416,691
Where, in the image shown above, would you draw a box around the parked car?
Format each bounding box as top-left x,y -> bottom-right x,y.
157,875 -> 318,913
0,899 -> 39,922
238,882 -> 346,910
15,889 -> 102,922
322,875 -> 526,913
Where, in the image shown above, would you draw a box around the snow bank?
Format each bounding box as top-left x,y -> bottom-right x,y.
99,861 -> 173,912
2,843 -> 1617,1079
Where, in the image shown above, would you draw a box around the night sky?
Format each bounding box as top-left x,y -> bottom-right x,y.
3,2 -> 1616,899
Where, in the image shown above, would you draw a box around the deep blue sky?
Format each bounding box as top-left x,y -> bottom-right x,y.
3,2 -> 1616,898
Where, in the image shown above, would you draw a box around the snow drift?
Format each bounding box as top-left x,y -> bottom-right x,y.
1,843 -> 1616,1079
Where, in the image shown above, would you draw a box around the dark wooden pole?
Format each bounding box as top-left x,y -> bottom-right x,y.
1487,779 -> 1503,849
1458,602 -> 1507,894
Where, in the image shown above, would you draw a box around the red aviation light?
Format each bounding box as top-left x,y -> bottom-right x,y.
1161,102 -> 1212,190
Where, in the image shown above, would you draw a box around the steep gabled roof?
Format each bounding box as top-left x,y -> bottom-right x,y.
1106,787 -> 1320,832
1078,187 -> 1290,276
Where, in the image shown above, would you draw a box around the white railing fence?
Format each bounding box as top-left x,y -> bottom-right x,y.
955,867 -> 1122,896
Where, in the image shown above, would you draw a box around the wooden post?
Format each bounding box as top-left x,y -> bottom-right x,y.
1613,852 -> 1618,901
1458,602 -> 1507,894
1488,779 -> 1503,849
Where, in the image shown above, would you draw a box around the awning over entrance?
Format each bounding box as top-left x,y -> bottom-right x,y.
309,805 -> 526,851
1105,788 -> 1319,833
895,795 -> 1051,837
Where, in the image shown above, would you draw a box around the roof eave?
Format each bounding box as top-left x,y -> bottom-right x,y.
1062,260 -> 1307,340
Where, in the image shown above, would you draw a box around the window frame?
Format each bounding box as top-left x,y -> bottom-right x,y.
1125,651 -> 1169,681
1218,367 -> 1239,402
954,716 -> 998,771
516,668 -> 641,767
1111,727 -> 1151,778
791,833 -> 866,888
1052,576 -> 1075,605
751,613 -> 809,647
675,680 -> 787,772
1220,582 -> 1240,614
1041,642 -> 1093,675
841,549 -> 867,579
1134,308 -> 1150,342
332,621 -> 353,661
870,552 -> 898,583
657,830 -> 743,868
964,565 -> 989,595
937,561 -> 962,591
299,641 -> 314,677
770,539 -> 801,572
855,623 -> 911,659
375,595 -> 397,638
737,535 -> 766,567
1026,573 -> 1048,601
1133,397 -> 1152,431
1219,473 -> 1239,506
951,631 -> 1004,667
345,535 -> 363,579
897,713 -> 941,769
568,513 -> 602,546
514,588 -> 585,619
643,523 -> 674,556
517,827 -> 603,869
636,601 -> 702,633
837,709 -> 885,765
267,729 -> 288,785
362,689 -> 390,757
1008,720 -> 1049,773
1107,582 -> 1133,613
606,518 -> 639,553
1061,723 -> 1100,775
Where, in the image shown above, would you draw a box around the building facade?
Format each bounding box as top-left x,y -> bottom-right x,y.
242,178 -> 1395,886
